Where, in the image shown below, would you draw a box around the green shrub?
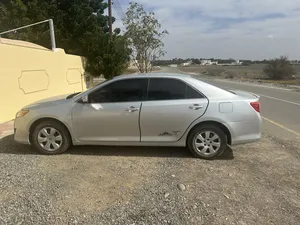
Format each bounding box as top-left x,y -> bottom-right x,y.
205,67 -> 225,76
224,71 -> 236,79
264,56 -> 294,80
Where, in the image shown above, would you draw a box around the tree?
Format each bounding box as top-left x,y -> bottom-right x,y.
192,58 -> 200,64
0,0 -> 109,54
123,1 -> 168,73
0,0 -> 131,78
264,56 -> 294,80
85,34 -> 132,79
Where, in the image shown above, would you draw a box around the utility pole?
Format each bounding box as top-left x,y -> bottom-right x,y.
108,0 -> 113,40
49,19 -> 56,50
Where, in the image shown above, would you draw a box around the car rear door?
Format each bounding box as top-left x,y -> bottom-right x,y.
72,78 -> 147,142
140,78 -> 208,142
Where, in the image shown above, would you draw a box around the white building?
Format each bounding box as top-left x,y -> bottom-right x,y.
169,64 -> 178,68
231,60 -> 243,65
182,61 -> 192,66
200,59 -> 218,65
200,59 -> 210,65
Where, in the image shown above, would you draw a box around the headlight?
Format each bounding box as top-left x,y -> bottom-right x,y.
16,109 -> 29,118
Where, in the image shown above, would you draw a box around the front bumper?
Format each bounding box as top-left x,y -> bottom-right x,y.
14,117 -> 30,145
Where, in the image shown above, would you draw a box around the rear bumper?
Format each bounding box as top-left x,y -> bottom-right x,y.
227,115 -> 262,146
231,133 -> 262,145
14,118 -> 30,145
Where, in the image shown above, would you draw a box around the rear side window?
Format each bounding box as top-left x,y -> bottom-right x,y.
186,85 -> 203,99
147,78 -> 204,101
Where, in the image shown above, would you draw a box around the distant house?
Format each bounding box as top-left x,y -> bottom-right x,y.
231,60 -> 243,65
200,59 -> 209,65
169,64 -> 178,68
200,59 -> 218,65
182,61 -> 192,66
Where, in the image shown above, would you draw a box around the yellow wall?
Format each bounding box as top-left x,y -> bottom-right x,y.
0,38 -> 87,123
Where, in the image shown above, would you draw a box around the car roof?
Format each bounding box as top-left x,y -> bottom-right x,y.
113,72 -> 192,80
110,72 -> 234,99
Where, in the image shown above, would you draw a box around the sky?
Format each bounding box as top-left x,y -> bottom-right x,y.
110,0 -> 300,60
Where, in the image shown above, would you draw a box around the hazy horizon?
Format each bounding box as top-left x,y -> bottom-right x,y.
110,0 -> 300,61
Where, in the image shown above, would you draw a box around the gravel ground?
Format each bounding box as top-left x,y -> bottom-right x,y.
0,134 -> 300,225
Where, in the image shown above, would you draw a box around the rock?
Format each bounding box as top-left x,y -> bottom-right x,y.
171,174 -> 175,177
164,193 -> 170,198
177,184 -> 186,191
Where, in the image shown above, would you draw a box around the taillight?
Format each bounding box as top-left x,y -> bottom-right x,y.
250,101 -> 260,113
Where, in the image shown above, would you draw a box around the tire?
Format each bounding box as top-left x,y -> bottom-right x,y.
31,120 -> 71,155
187,124 -> 227,159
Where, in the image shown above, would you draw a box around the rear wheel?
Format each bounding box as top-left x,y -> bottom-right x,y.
31,120 -> 71,155
187,124 -> 227,159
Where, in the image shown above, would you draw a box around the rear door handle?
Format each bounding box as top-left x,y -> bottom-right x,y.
126,106 -> 139,112
189,104 -> 204,110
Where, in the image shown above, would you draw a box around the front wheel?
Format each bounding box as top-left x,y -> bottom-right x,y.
31,120 -> 71,155
187,124 -> 227,159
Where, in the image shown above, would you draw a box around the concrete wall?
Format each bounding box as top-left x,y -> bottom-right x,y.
0,38 -> 87,123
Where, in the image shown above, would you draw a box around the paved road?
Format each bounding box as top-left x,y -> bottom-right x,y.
161,67 -> 300,140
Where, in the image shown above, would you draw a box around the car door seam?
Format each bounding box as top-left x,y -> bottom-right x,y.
138,102 -> 143,142
145,78 -> 150,101
177,97 -> 210,142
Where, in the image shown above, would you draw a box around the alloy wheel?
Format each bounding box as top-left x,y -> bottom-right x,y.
193,131 -> 221,156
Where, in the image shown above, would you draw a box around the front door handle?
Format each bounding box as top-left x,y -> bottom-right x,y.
189,104 -> 204,110
126,106 -> 139,112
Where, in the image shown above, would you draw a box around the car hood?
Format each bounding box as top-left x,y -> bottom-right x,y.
23,93 -> 73,109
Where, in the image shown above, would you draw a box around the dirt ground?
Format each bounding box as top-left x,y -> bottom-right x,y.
0,133 -> 299,225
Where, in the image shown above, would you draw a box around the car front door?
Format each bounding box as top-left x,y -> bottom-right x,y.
72,78 -> 147,143
140,78 -> 208,142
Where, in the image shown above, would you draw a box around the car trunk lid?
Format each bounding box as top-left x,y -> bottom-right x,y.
229,89 -> 260,100
229,89 -> 261,113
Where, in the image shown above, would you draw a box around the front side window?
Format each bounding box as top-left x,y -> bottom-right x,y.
89,78 -> 147,103
147,78 -> 204,101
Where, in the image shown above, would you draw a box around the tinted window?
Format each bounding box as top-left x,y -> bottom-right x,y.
147,78 -> 186,100
147,78 -> 204,101
186,85 -> 203,99
89,79 -> 147,103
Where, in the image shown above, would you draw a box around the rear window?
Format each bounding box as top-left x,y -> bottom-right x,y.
186,85 -> 204,98
191,75 -> 236,95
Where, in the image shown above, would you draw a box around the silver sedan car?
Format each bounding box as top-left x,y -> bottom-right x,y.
14,73 -> 262,159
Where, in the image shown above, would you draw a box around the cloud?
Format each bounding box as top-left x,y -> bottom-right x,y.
110,0 -> 300,60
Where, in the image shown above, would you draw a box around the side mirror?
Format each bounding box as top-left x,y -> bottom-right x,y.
81,95 -> 89,103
